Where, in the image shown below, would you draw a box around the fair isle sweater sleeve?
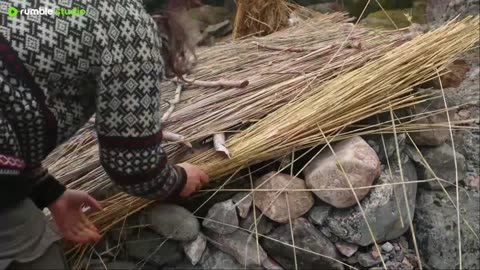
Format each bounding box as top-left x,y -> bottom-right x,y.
94,2 -> 186,201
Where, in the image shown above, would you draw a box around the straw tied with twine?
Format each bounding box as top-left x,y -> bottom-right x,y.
53,16 -> 479,260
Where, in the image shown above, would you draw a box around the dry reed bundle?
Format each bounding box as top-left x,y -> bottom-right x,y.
233,0 -> 292,39
189,17 -> 480,177
45,13 -> 411,192
66,17 -> 479,261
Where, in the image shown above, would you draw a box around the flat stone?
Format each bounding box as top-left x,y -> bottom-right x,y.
304,136 -> 381,208
204,229 -> 268,268
335,241 -> 359,257
201,248 -> 245,270
183,233 -> 207,266
232,192 -> 252,218
148,204 -> 200,241
125,230 -> 183,267
202,199 -> 239,234
240,207 -> 274,235
253,172 -> 314,223
262,257 -> 284,270
406,143 -> 466,190
262,218 -> 343,270
307,203 -> 332,226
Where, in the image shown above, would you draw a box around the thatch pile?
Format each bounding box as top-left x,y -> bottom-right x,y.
233,0 -> 293,39
44,12 -> 405,192
44,13 -> 479,264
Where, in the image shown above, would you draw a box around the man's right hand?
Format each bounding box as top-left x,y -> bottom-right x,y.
177,163 -> 209,197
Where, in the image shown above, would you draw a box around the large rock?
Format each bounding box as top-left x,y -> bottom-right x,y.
125,230 -> 183,267
202,199 -> 239,234
240,208 -> 274,235
148,204 -> 200,241
304,136 -> 381,208
204,230 -> 268,268
253,172 -> 314,223
406,143 -> 466,190
184,233 -> 207,266
201,247 -> 244,270
408,90 -> 455,146
414,188 -> 480,269
326,153 -> 418,246
262,218 -> 343,270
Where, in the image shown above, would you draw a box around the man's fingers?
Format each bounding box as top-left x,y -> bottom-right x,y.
83,194 -> 103,212
80,213 -> 98,232
199,171 -> 209,185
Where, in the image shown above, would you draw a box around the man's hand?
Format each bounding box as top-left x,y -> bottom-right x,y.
177,163 -> 209,197
48,189 -> 103,244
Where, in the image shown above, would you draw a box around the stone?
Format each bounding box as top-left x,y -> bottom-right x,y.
408,89 -> 455,146
381,242 -> 394,253
184,233 -> 207,266
326,153 -> 418,246
357,253 -> 381,268
125,230 -> 183,267
201,247 -> 245,270
335,241 -> 359,257
202,199 -> 239,234
262,257 -> 284,270
365,133 -> 406,163
406,143 -> 466,190
240,208 -> 274,235
253,172 -> 314,223
304,136 -> 381,208
163,260 -> 203,270
204,20 -> 232,37
307,203 -> 332,226
262,218 -> 343,270
414,188 -> 480,269
399,236 -> 409,250
148,204 -> 200,241
425,60 -> 471,89
232,192 -> 252,218
204,230 -> 268,268
93,261 -> 155,270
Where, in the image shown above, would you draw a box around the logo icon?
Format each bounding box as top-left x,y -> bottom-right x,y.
8,7 -> 19,17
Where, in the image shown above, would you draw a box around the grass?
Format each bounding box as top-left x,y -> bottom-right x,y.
42,4 -> 480,269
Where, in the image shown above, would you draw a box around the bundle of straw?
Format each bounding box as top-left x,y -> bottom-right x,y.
190,17 -> 480,177
233,0 -> 292,39
68,17 -> 479,261
45,13 -> 409,192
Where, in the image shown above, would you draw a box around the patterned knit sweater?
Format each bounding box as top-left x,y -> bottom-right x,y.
0,0 -> 186,210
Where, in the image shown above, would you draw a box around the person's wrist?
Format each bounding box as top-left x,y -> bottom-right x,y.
30,174 -> 66,209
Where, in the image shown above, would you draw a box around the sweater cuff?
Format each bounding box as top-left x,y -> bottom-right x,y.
29,174 -> 66,209
164,165 -> 187,202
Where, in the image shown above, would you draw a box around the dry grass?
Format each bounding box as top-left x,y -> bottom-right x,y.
233,0 -> 292,39
42,9 -> 480,270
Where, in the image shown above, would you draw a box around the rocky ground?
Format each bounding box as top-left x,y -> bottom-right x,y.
85,1 -> 479,269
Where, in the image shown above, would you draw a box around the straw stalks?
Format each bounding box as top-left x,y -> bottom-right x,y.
63,17 -> 479,264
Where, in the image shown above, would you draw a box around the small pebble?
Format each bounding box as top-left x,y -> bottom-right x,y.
382,242 -> 394,253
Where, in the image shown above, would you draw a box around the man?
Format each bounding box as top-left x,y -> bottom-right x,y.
0,0 -> 209,269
